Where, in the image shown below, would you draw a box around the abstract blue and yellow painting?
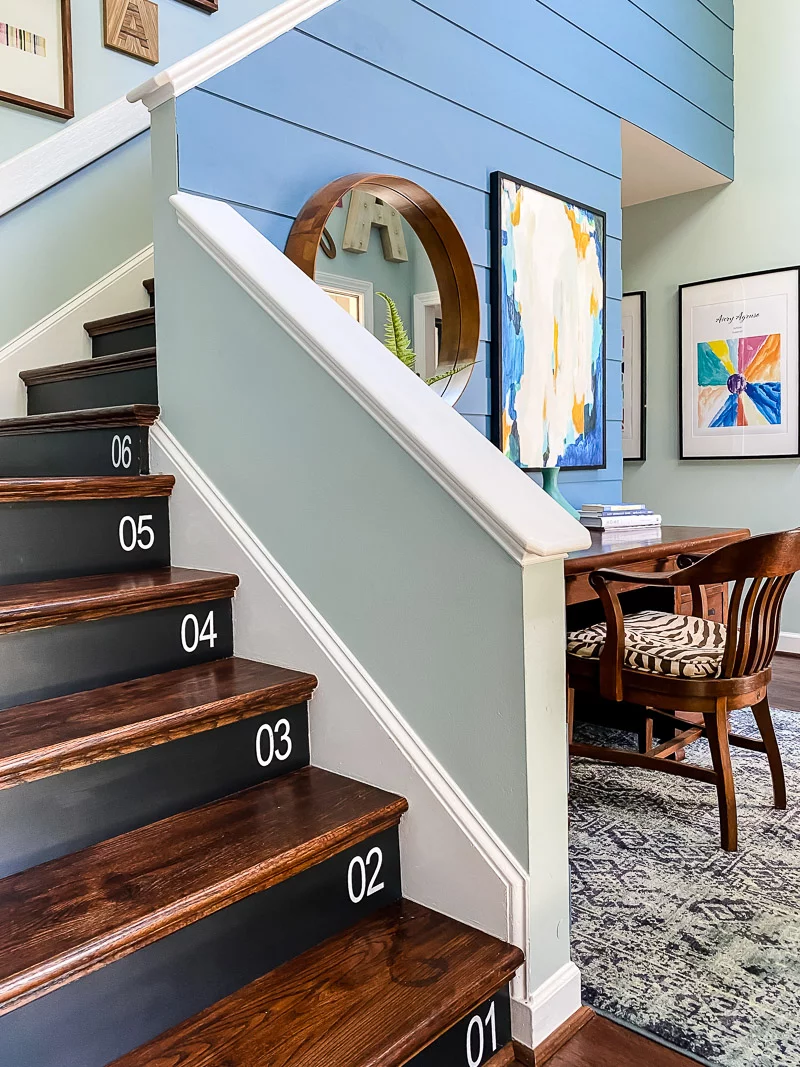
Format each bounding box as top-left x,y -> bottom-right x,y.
493,174 -> 605,470
697,335 -> 782,428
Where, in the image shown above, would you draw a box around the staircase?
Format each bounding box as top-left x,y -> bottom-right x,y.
0,278 -> 525,1066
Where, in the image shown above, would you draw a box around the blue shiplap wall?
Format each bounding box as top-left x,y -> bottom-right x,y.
175,0 -> 733,508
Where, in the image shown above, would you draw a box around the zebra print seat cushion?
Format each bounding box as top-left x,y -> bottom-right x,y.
567,610 -> 726,679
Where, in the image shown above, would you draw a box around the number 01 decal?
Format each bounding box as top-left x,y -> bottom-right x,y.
347,847 -> 384,903
465,1001 -> 497,1067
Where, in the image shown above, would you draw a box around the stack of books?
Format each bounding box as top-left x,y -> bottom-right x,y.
579,503 -> 662,533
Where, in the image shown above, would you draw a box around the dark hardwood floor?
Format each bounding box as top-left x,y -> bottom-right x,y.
546,1014 -> 699,1066
770,652 -> 800,712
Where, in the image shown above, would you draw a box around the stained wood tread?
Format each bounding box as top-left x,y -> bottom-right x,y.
111,899 -> 523,1067
0,405 -> 160,435
0,567 -> 239,634
0,657 -> 317,790
0,475 -> 173,501
84,307 -> 155,336
143,278 -> 154,296
0,767 -> 407,1017
20,348 -> 156,387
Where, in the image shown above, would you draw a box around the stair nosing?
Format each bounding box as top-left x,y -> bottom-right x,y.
0,769 -> 408,1018
0,476 -> 174,502
0,658 -> 318,789
0,567 -> 239,634
20,349 -> 157,387
0,405 -> 160,435
84,308 -> 155,337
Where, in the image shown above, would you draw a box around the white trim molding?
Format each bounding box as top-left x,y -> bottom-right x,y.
0,0 -> 341,218
169,191 -> 591,562
152,419 -> 531,1007
778,631 -> 800,656
316,271 -> 375,332
128,0 -> 342,110
0,97 -> 149,219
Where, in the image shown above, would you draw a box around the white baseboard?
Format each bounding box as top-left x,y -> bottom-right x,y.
0,245 -> 153,419
778,632 -> 800,656
511,961 -> 582,1048
151,421 -> 532,1005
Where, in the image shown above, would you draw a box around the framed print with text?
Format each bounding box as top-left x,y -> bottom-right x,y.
622,291 -> 646,461
680,267 -> 799,459
0,0 -> 73,119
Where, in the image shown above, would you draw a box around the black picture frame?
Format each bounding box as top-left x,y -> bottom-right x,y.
622,290 -> 647,462
490,171 -> 607,472
679,265 -> 800,461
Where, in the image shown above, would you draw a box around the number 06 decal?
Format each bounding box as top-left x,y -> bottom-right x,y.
347,847 -> 384,903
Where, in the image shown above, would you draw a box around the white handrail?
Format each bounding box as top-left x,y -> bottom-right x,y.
171,192 -> 591,564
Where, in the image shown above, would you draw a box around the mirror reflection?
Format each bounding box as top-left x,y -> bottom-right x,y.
314,191 -> 453,385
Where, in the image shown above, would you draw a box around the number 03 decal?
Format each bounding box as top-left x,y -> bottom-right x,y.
255,719 -> 292,767
347,847 -> 384,903
465,1001 -> 497,1067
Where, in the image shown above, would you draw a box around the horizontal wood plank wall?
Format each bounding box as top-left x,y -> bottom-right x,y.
175,0 -> 733,508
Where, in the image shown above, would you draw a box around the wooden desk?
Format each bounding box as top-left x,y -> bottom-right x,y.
565,525 -> 750,620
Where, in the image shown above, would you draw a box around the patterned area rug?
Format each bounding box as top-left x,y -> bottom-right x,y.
570,709 -> 800,1067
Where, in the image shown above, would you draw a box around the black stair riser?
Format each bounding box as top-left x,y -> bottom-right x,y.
0,701 -> 309,878
0,498 -> 170,585
0,427 -> 150,477
26,368 -> 158,415
0,826 -> 402,1067
0,598 -> 233,710
408,989 -> 513,1067
92,324 -> 156,359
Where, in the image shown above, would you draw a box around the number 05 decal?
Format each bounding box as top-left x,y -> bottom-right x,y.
347,847 -> 384,903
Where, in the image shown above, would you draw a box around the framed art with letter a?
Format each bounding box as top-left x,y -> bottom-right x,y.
0,0 -> 73,118
680,267 -> 800,459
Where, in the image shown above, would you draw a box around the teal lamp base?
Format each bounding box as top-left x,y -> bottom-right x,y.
541,467 -> 580,519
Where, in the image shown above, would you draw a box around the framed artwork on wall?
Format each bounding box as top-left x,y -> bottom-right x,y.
490,172 -> 606,473
680,267 -> 800,459
622,291 -> 647,461
0,0 -> 73,119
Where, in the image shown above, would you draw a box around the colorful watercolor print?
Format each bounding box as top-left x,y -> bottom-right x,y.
493,175 -> 605,470
697,334 -> 782,429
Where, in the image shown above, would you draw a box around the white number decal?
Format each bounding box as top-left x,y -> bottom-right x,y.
111,434 -> 132,470
181,610 -> 218,653
119,514 -> 155,552
347,847 -> 385,903
256,719 -> 292,767
466,1001 -> 497,1067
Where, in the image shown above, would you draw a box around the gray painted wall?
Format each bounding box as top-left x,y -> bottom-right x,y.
623,0 -> 800,631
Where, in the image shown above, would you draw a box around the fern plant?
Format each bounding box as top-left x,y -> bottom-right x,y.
376,291 -> 475,386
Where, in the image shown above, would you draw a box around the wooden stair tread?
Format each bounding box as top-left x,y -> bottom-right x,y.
0,405 -> 160,435
0,567 -> 239,634
84,308 -> 155,337
143,279 -> 154,296
20,349 -> 156,387
111,899 -> 523,1067
0,767 -> 407,1016
0,476 -> 173,501
0,657 -> 317,789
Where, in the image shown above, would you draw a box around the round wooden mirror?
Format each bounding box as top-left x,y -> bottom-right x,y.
285,174 -> 480,403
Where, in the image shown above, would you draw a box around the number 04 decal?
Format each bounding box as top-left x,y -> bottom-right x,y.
180,610 -> 218,653
347,847 -> 384,903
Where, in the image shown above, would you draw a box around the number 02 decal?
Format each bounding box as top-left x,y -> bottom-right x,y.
255,719 -> 292,767
466,1001 -> 497,1067
180,610 -> 218,653
347,847 -> 384,903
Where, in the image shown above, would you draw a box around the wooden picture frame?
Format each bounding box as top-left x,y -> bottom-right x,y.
490,171 -> 607,472
0,0 -> 73,119
679,266 -> 800,460
622,291 -> 647,461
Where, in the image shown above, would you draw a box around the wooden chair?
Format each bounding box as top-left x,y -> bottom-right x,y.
566,529 -> 800,851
